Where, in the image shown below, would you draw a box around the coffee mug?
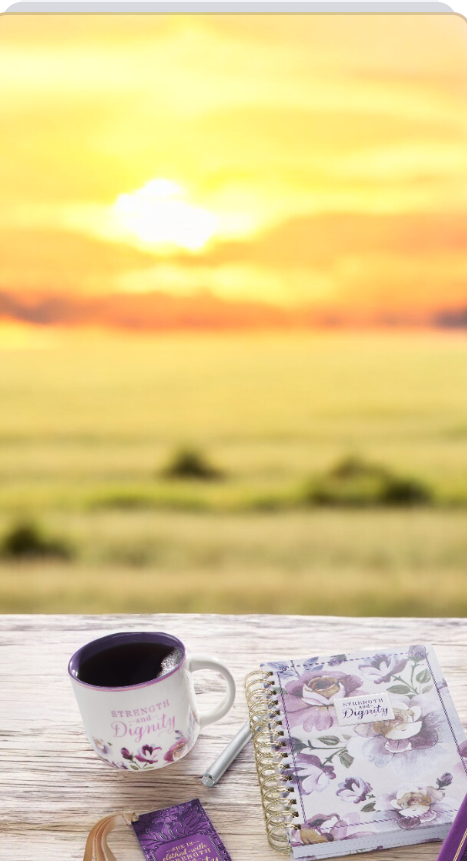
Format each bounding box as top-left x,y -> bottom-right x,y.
68,631 -> 236,771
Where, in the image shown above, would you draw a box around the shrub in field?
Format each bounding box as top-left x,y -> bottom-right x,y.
93,492 -> 153,510
1,520 -> 74,560
303,456 -> 432,507
159,447 -> 224,481
379,476 -> 432,506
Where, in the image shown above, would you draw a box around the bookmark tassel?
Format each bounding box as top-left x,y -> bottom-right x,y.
83,812 -> 139,861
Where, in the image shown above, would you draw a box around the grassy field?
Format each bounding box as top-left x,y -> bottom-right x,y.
0,329 -> 466,615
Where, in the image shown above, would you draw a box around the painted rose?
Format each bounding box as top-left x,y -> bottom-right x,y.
135,744 -> 162,764
93,737 -> 111,757
358,653 -> 407,684
437,773 -> 453,788
290,812 -> 377,846
328,654 -> 347,667
408,645 -> 427,661
164,737 -> 188,763
283,669 -> 363,732
337,777 -> 372,804
349,699 -> 444,777
291,753 -> 336,794
379,784 -> 458,830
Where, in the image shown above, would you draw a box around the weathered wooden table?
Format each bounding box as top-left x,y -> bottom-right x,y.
1,615 -> 466,861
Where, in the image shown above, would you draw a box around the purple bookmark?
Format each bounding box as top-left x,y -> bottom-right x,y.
437,792 -> 467,861
132,799 -> 233,861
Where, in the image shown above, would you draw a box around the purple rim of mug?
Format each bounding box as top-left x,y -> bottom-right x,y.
68,631 -> 186,691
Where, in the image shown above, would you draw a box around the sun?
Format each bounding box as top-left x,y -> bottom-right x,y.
113,179 -> 218,251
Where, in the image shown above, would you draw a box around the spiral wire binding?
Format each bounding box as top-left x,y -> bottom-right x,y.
245,670 -> 299,854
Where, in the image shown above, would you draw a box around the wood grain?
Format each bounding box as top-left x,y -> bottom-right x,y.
1,614 -> 466,861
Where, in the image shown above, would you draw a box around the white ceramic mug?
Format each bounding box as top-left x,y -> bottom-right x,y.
68,631 -> 236,771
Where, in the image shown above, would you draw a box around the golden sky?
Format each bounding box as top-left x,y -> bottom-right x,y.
1,13 -> 467,327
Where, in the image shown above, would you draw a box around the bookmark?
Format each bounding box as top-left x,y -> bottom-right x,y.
82,800 -> 232,861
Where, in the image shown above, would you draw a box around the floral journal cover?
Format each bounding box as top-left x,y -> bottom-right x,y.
260,645 -> 467,859
132,799 -> 232,861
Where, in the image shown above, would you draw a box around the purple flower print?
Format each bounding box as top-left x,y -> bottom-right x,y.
379,783 -> 458,831
436,773 -> 453,789
283,670 -> 363,732
93,737 -> 111,757
354,700 -> 425,751
289,812 -> 377,847
164,737 -> 189,763
135,744 -> 162,764
328,654 -> 347,667
408,645 -> 427,661
349,698 -> 444,778
358,653 -> 407,684
121,747 -> 133,761
291,753 -> 336,794
337,777 -> 372,804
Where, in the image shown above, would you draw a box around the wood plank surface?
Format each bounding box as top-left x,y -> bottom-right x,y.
1,614 -> 466,861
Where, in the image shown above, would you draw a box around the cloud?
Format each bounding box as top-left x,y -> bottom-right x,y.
0,227 -> 160,293
0,286 -> 464,331
186,211 -> 467,270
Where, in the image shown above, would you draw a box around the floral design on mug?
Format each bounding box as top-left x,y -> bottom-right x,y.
92,737 -> 130,770
93,725 -> 192,770
120,743 -> 162,769
93,737 -> 111,757
135,745 -> 163,765
164,730 -> 189,763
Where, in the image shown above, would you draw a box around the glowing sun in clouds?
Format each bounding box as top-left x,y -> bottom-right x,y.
114,179 -> 217,251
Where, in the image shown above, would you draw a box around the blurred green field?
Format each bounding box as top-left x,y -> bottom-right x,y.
0,330 -> 466,614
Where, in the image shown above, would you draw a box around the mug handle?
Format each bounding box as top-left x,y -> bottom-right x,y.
186,655 -> 236,729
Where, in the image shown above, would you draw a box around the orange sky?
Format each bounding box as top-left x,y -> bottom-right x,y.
1,13 -> 467,328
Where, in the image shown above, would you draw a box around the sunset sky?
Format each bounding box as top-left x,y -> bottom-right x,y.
1,12 -> 467,328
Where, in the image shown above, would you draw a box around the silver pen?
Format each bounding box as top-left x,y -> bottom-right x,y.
202,721 -> 252,787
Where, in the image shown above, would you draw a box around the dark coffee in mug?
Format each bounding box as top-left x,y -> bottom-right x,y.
77,641 -> 183,688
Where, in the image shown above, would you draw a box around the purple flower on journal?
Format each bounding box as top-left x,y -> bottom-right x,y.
436,773 -> 453,789
337,777 -> 373,804
350,697 -> 443,776
328,655 -> 347,667
408,645 -> 427,661
358,653 -> 407,684
283,669 -> 363,732
291,752 -> 336,794
379,783 -> 458,831
290,812 -> 377,846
